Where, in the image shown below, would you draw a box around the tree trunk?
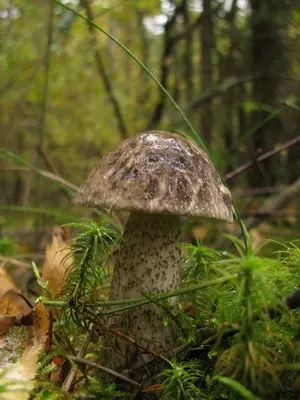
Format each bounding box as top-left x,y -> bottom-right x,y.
200,0 -> 214,144
182,0 -> 193,105
249,0 -> 291,186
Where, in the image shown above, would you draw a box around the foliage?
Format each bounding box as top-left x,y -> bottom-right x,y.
22,218 -> 298,399
159,359 -> 205,400
0,235 -> 19,256
215,376 -> 261,400
74,378 -> 130,399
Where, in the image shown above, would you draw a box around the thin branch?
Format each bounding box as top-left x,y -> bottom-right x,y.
37,146 -> 60,176
233,186 -> 285,197
97,321 -> 169,363
0,165 -> 79,192
37,146 -> 73,200
62,330 -> 93,392
170,14 -> 202,43
0,163 -> 123,230
225,135 -> 300,181
0,60 -> 44,97
0,255 -> 31,270
241,210 -> 300,218
80,0 -> 128,140
189,75 -> 300,110
68,356 -> 140,387
281,101 -> 300,112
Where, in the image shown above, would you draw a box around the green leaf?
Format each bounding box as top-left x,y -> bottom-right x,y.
215,376 -> 261,400
0,147 -> 76,195
0,205 -> 79,221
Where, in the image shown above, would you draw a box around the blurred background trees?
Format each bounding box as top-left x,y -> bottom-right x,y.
0,0 -> 299,236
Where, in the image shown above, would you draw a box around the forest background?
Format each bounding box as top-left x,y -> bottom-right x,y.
0,0 -> 300,245
0,1 -> 300,399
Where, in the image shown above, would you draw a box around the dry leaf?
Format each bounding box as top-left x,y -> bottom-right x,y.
192,225 -> 208,240
41,226 -> 73,297
0,266 -> 32,318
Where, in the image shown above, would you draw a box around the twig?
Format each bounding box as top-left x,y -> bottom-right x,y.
62,330 -> 94,392
0,165 -> 79,192
37,146 -> 73,201
241,210 -> 300,218
97,321 -> 169,363
246,177 -> 300,230
189,75 -> 300,110
37,145 -> 60,176
233,186 -> 285,197
225,135 -> 300,181
280,101 -> 300,112
14,253 -> 44,260
170,14 -> 202,43
0,255 -> 31,269
68,355 -> 140,387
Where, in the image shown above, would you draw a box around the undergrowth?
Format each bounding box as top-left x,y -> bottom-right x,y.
17,219 -> 298,400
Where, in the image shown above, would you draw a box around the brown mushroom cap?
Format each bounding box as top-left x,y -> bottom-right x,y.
74,131 -> 233,222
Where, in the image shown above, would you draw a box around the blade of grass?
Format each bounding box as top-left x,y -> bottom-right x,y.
215,376 -> 261,400
53,0 -> 249,251
0,147 -> 77,194
0,205 -> 80,221
53,0 -> 205,151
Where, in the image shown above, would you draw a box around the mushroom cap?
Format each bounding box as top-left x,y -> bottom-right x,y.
74,131 -> 233,222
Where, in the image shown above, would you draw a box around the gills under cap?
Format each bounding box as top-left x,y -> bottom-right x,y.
74,131 -> 233,222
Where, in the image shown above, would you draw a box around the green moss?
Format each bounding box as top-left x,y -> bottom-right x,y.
0,326 -> 30,364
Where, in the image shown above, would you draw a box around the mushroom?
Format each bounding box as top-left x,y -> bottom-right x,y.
74,130 -> 232,371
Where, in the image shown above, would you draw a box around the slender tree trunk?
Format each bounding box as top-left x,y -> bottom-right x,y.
81,0 -> 129,140
249,0 -> 291,186
182,0 -> 193,105
147,2 -> 184,129
223,0 -> 238,153
200,0 -> 214,143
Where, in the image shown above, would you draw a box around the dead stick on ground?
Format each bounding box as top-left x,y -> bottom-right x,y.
68,356 -> 140,387
97,321 -> 169,363
62,330 -> 94,392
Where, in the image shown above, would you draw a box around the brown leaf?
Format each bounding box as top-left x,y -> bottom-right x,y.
0,267 -> 32,317
41,226 -> 73,297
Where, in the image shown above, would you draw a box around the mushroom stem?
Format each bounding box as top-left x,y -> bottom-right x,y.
105,212 -> 181,371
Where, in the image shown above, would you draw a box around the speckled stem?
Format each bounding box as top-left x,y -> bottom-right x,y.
104,212 -> 181,372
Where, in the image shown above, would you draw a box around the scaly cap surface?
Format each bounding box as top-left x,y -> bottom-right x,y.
74,131 -> 233,222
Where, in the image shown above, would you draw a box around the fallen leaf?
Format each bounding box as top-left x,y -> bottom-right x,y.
192,225 -> 208,240
143,384 -> 162,392
0,266 -> 32,317
41,226 -> 73,297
